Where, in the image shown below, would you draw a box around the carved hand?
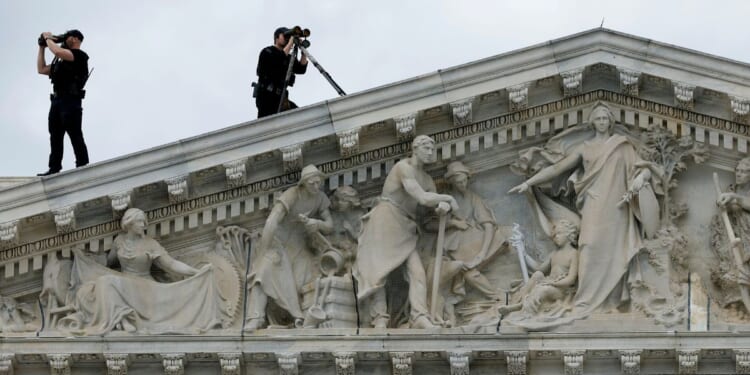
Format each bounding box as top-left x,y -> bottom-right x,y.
436,201 -> 451,215
452,218 -> 470,231
508,182 -> 530,194
717,192 -> 738,207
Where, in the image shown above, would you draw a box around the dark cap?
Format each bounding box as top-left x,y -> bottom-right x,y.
66,29 -> 84,41
274,27 -> 290,39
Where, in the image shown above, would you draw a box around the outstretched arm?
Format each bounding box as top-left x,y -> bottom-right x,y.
509,152 -> 582,193
154,250 -> 200,277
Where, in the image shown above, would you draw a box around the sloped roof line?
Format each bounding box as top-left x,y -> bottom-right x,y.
1,28 -> 749,224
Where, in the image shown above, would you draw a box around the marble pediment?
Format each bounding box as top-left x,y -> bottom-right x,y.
3,28 -> 750,374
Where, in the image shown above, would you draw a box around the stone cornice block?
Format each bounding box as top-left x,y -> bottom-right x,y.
508,83 -> 529,111
390,352 -> 414,375
561,68 -> 584,97
450,98 -> 474,126
734,349 -> 750,374
222,159 -> 247,189
505,351 -> 527,375
161,353 -> 185,375
47,353 -> 71,375
394,113 -> 417,142
0,220 -> 19,248
51,206 -> 76,234
562,350 -> 584,375
333,352 -> 355,375
673,82 -> 696,110
104,353 -> 130,375
218,353 -> 241,375
277,353 -> 300,375
337,128 -> 360,157
617,67 -> 641,97
108,190 -> 132,218
677,349 -> 699,374
280,143 -> 304,173
448,351 -> 470,375
619,350 -> 641,374
0,353 -> 14,375
731,96 -> 750,122
164,175 -> 189,203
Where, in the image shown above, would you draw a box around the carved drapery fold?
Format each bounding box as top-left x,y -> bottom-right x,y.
333,352 -> 355,375
52,206 -> 76,234
508,84 -> 529,111
617,67 -> 641,97
277,353 -> 300,375
47,354 -> 71,375
161,353 -> 185,375
394,113 -> 417,142
0,220 -> 19,248
280,143 -> 304,173
562,350 -> 584,375
218,353 -> 241,375
677,349 -> 699,374
337,128 -> 360,157
390,352 -> 414,375
673,82 -> 696,110
0,354 -> 14,375
505,351 -> 527,375
223,159 -> 247,189
450,99 -> 473,126
164,175 -> 189,203
561,68 -> 584,97
619,350 -> 641,374
105,354 -> 129,375
108,190 -> 132,218
448,351 -> 470,375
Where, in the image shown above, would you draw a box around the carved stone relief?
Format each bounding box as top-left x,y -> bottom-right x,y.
448,351 -> 470,375
506,351 -> 527,375
277,353 -> 299,375
333,352 -> 355,375
562,350 -> 584,375
450,99 -> 473,127
161,353 -> 185,375
165,175 -> 189,203
0,354 -> 14,375
47,354 -> 71,375
508,84 -> 529,111
280,143 -> 304,173
222,159 -> 247,189
561,68 -> 584,97
620,350 -> 641,374
395,113 -> 417,142
390,352 -> 414,375
218,353 -> 241,375
104,354 -> 129,375
677,349 -> 699,374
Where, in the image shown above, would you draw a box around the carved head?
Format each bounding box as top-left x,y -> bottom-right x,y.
588,102 -> 616,135
121,208 -> 148,236
412,135 -> 437,164
331,186 -> 361,211
298,164 -> 324,194
445,161 -> 472,193
552,219 -> 579,247
736,157 -> 750,185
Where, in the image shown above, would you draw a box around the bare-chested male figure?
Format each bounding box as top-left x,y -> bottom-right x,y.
353,135 -> 458,328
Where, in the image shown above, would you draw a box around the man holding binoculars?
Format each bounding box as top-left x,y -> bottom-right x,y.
36,29 -> 90,176
253,27 -> 309,118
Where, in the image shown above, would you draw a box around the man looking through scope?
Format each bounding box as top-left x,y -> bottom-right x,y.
253,26 -> 308,118
36,29 -> 90,176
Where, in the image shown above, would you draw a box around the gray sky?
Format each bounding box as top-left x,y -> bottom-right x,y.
1,0 -> 749,176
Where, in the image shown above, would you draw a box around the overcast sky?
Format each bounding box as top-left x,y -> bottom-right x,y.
1,0 -> 749,177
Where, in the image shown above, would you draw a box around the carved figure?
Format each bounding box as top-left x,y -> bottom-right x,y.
499,220 -> 579,323
353,135 -> 459,329
509,102 -> 658,316
426,161 -> 508,326
323,186 -> 365,274
244,165 -> 333,331
58,208 -> 227,335
0,295 -> 36,332
712,157 -> 750,316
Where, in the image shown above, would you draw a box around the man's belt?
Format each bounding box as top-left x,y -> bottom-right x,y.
253,82 -> 284,96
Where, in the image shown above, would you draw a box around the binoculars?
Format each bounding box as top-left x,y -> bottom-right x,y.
37,33 -> 67,47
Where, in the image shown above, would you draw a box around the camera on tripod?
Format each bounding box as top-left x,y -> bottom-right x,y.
37,33 -> 67,47
284,26 -> 311,48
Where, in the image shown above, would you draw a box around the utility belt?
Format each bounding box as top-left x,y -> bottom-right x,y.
50,89 -> 85,100
252,81 -> 284,97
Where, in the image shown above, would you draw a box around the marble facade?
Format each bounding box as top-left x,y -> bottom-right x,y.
3,28 -> 750,374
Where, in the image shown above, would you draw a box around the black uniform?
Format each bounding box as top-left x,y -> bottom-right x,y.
255,46 -> 307,118
47,48 -> 89,172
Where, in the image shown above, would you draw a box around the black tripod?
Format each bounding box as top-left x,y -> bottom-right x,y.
277,39 -> 346,113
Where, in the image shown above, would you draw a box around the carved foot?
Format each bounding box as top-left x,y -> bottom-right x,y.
411,315 -> 438,329
372,316 -> 389,329
243,318 -> 267,332
121,319 -> 136,333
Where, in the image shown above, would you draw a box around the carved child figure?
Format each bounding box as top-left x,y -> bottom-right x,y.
499,220 -> 579,320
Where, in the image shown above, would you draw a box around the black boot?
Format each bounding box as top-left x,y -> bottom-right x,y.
37,169 -> 61,177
